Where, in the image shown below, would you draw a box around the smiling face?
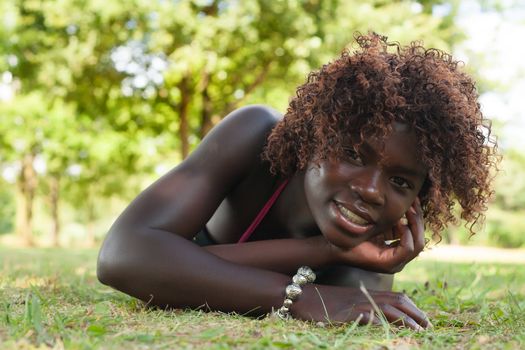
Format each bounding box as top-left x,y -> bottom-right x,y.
304,123 -> 427,248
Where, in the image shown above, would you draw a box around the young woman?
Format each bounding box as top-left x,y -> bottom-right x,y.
97,34 -> 497,330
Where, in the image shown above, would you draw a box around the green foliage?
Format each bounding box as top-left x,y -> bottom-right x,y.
0,185 -> 15,234
23,291 -> 47,343
0,0 -> 518,247
440,149 -> 525,248
485,208 -> 525,248
494,150 -> 525,210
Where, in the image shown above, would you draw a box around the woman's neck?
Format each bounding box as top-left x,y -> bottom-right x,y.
274,171 -> 320,238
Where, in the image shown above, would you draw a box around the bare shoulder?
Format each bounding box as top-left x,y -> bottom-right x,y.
182,105 -> 282,173
107,105 -> 282,236
224,104 -> 282,124
196,105 -> 282,145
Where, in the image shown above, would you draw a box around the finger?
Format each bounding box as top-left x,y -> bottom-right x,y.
395,221 -> 414,254
354,310 -> 382,327
412,197 -> 424,230
397,303 -> 431,329
370,290 -> 431,327
384,227 -> 395,242
406,199 -> 425,254
368,233 -> 386,247
383,217 -> 408,247
378,223 -> 413,268
399,214 -> 408,227
379,303 -> 424,331
387,293 -> 432,329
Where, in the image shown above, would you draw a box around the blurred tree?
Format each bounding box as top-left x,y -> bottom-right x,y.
0,93 -> 48,245
494,150 -> 525,211
0,185 -> 15,234
140,0 -> 461,158
0,0 -> 154,244
60,127 -> 146,245
244,0 -> 461,110
0,0 -> 465,245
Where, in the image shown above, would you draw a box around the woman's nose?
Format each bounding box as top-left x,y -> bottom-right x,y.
350,170 -> 385,206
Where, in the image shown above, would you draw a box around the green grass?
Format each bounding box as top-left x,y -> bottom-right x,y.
0,247 -> 524,349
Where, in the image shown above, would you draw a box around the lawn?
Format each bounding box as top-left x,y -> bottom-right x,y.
0,247 -> 524,349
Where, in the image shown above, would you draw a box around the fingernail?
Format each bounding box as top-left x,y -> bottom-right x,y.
409,206 -> 416,214
385,238 -> 401,246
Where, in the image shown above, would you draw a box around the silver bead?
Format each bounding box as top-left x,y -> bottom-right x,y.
285,283 -> 302,300
276,308 -> 290,320
292,274 -> 308,286
297,266 -> 316,283
273,266 -> 315,321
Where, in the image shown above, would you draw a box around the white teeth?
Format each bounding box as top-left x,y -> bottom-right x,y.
336,203 -> 369,225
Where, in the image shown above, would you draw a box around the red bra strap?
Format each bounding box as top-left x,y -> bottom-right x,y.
237,179 -> 290,243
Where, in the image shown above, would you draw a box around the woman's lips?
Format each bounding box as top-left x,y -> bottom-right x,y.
331,201 -> 373,235
336,202 -> 369,225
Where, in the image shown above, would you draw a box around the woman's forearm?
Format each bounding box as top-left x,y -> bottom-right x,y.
97,227 -> 430,329
203,236 -> 334,275
98,227 -> 293,314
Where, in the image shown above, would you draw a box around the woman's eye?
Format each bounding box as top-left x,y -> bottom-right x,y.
344,147 -> 362,164
390,176 -> 411,189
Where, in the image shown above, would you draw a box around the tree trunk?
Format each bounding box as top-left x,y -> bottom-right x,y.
86,192 -> 96,247
50,175 -> 60,247
178,76 -> 191,159
15,189 -> 32,246
15,153 -> 37,246
199,73 -> 214,138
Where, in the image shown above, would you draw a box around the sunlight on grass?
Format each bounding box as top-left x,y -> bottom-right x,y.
11,277 -> 51,289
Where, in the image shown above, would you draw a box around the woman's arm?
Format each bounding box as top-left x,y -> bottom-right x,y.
99,224 -> 429,329
203,198 -> 426,276
97,105 -> 429,328
98,224 -> 289,313
203,236 -> 332,275
98,105 -> 292,312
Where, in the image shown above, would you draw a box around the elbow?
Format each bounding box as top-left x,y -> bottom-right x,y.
96,227 -> 191,308
96,230 -> 127,289
96,242 -> 117,287
96,227 -> 152,295
96,254 -> 113,287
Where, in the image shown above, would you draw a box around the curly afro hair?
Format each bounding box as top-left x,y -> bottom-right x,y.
263,33 -> 498,238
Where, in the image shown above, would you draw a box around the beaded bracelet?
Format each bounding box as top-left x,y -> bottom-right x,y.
275,266 -> 316,320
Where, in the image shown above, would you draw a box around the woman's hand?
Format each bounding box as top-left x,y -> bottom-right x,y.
331,198 -> 425,274
293,283 -> 431,330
